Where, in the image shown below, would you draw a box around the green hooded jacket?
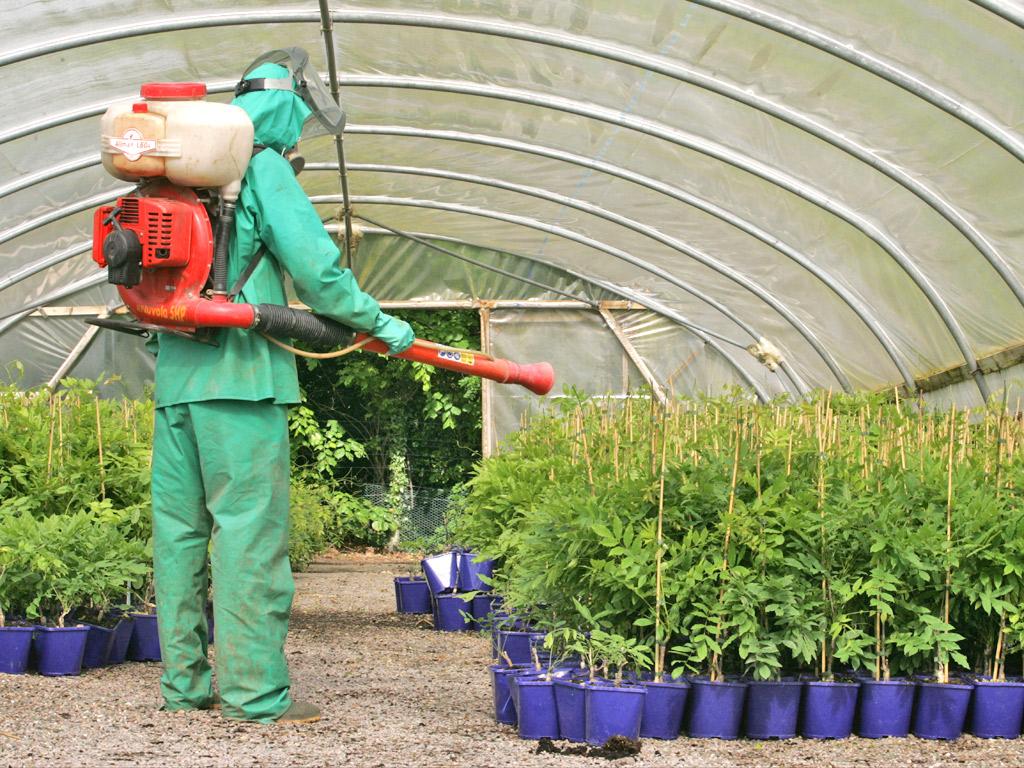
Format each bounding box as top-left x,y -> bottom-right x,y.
151,62 -> 413,408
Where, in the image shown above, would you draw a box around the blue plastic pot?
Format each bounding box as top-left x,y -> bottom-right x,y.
856,680 -> 915,738
420,552 -> 458,594
108,617 -> 134,664
912,682 -> 973,739
686,679 -> 748,739
744,680 -> 803,740
127,613 -> 161,661
394,576 -> 432,614
81,624 -> 115,669
585,682 -> 647,744
489,664 -> 533,725
433,594 -> 472,632
554,678 -> 587,742
0,627 -> 35,674
801,681 -> 859,739
34,626 -> 89,676
493,629 -> 546,665
510,676 -> 559,739
969,681 -> 1024,738
471,594 -> 496,627
457,553 -> 494,592
640,678 -> 690,739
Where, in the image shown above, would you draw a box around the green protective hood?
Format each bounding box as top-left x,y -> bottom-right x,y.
231,63 -> 312,152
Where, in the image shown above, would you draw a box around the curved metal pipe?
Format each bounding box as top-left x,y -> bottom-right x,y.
337,75 -> 990,399
1,6 -> 1017,162
0,243 -> 91,294
970,0 -> 1024,26
687,0 -> 1024,162
0,188 -> 130,248
0,75 -> 996,396
0,160 -> 808,390
8,131 -> 916,390
351,222 -> 774,401
0,230 -> 773,402
344,194 -> 809,396
0,153 -> 100,201
343,165 -> 818,392
0,10 -> 1015,308
342,125 -> 918,389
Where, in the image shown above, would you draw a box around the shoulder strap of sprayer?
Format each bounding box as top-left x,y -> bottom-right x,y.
224,145 -> 273,301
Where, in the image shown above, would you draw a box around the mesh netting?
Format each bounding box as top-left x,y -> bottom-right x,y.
361,482 -> 458,551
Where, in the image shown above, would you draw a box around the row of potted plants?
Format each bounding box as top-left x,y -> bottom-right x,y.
488,625 -> 1024,740
0,612 -> 169,676
453,391 -> 1024,742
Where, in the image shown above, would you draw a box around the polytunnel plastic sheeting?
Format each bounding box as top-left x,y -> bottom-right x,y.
348,234 -> 617,305
0,0 -> 1022,415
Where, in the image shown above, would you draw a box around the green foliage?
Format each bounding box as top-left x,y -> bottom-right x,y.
454,391 -> 1024,681
288,480 -> 332,572
323,491 -> 398,550
0,504 -> 149,626
296,310 -> 482,489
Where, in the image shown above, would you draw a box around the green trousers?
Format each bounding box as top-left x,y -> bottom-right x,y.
151,400 -> 294,722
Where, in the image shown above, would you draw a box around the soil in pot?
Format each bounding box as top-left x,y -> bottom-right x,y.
433,594 -> 472,632
856,680 -> 915,738
912,681 -> 973,740
639,677 -> 690,740
81,624 -> 115,670
969,681 -> 1024,739
685,679 -> 748,739
127,613 -> 161,662
800,681 -> 859,739
34,625 -> 89,676
744,680 -> 803,740
0,626 -> 36,674
510,675 -> 559,740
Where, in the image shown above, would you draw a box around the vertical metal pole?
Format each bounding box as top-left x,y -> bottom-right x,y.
480,306 -> 493,458
317,0 -> 356,272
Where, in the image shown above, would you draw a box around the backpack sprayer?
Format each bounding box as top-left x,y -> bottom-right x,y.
88,50 -> 554,396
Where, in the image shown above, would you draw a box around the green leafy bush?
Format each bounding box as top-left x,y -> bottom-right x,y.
323,491 -> 397,550
288,480 -> 332,572
455,391 -> 1024,682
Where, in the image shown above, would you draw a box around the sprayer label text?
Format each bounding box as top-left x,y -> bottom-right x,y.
438,350 -> 474,366
136,304 -> 188,322
109,129 -> 158,161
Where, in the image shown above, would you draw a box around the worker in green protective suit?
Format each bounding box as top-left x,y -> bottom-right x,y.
149,60 -> 414,724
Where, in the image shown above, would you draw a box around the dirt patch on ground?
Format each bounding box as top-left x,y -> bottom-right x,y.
1,557 -> 1022,767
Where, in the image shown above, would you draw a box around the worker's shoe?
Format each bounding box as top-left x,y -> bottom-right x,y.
274,700 -> 321,724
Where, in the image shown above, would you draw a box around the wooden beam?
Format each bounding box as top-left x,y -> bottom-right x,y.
599,307 -> 667,406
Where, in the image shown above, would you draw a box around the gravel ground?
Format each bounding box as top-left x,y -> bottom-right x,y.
2,556 -> 1023,768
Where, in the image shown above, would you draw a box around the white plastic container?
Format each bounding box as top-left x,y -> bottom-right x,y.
101,82 -> 254,190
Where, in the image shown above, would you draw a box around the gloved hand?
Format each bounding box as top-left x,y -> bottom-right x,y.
372,314 -> 415,354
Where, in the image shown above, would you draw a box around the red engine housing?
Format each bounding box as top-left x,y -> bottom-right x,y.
92,181 -> 254,331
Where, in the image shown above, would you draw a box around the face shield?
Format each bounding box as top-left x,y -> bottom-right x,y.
234,47 -> 346,135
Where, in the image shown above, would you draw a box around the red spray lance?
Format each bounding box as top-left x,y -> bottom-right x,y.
89,79 -> 554,397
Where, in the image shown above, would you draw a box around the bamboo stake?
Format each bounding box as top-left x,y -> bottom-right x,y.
654,408 -> 670,678
710,414 -> 743,683
94,396 -> 106,499
941,405 -> 956,685
46,393 -> 56,478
